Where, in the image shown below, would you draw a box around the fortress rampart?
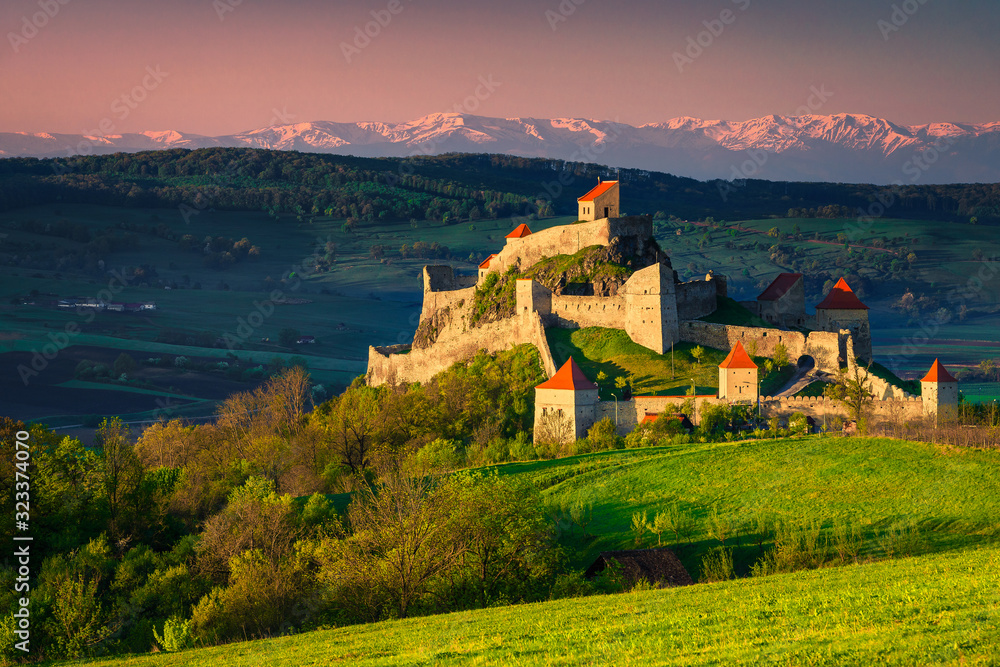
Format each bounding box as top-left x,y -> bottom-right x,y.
367,311 -> 557,386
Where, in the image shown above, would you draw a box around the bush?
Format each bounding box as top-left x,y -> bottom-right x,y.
153,616 -> 192,652
414,438 -> 466,471
584,418 -> 622,452
549,571 -> 598,600
700,546 -> 734,583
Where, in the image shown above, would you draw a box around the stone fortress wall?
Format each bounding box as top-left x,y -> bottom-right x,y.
369,213 -> 724,385
367,194 -> 941,438
367,310 -> 557,387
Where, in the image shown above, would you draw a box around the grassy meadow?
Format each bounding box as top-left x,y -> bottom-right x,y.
545,326 -> 794,398
501,436 -> 1000,575
57,435 -> 1000,667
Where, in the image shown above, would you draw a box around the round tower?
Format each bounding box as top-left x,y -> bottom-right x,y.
920,358 -> 958,423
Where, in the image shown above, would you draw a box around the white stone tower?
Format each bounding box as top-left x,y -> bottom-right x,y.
920,358 -> 958,422
718,340 -> 759,403
533,357 -> 599,444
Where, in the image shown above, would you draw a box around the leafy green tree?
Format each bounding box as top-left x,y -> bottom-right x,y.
278,327 -> 300,348
773,343 -> 790,369
824,363 -> 875,429
96,418 -> 144,549
112,353 -> 137,378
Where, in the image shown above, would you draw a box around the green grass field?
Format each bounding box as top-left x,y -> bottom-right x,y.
545,327 -> 727,398
545,327 -> 793,399
501,436 -> 1000,575
61,436 -> 1000,667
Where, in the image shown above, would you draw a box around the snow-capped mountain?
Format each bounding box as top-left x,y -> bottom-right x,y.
3,113 -> 999,184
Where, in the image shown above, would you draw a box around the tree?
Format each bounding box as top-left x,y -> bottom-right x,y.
339,457 -> 466,619
112,352 -> 137,378
216,367 -> 311,485
448,471 -> 554,607
96,418 -> 143,549
691,345 -> 705,366
534,409 -> 573,452
772,343 -> 789,369
824,363 -> 875,429
278,328 -> 300,348
314,385 -> 384,474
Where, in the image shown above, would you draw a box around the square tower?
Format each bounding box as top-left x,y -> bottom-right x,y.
577,180 -> 619,221
718,341 -> 759,403
920,358 -> 958,423
534,358 -> 599,444
623,263 -> 679,354
815,278 -> 871,361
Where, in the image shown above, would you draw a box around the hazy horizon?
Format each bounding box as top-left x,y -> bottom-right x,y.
3,0 -> 999,135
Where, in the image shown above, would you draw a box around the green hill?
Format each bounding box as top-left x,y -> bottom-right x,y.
502,435 -> 1000,576
65,543 -> 1000,666
50,435 -> 1000,666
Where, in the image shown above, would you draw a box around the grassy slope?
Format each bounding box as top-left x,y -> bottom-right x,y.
545,327 -> 726,398
545,326 -> 792,399
55,436 -> 1000,666
66,544 -> 1000,666
497,436 -> 1000,575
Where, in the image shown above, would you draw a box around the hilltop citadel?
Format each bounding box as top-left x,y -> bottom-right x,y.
367,181 -> 958,442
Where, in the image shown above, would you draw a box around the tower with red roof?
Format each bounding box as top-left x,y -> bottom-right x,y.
533,357 -> 599,444
920,358 -> 958,422
815,278 -> 872,361
718,341 -> 759,402
757,273 -> 805,328
577,179 -> 619,221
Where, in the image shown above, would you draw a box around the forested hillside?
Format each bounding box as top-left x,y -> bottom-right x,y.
1,149 -> 998,225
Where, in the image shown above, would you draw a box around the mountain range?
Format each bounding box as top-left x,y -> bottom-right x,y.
4,113 -> 999,185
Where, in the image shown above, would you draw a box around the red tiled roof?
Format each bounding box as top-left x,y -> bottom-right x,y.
478,253 -> 496,269
506,223 -> 532,239
536,358 -> 598,391
641,414 -> 658,424
577,180 -> 618,202
719,341 -> 758,370
816,278 -> 869,310
921,358 -> 957,383
758,273 -> 803,302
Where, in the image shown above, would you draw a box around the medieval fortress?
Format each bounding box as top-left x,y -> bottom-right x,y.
367,181 -> 958,443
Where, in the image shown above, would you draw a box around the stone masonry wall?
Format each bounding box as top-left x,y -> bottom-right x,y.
676,279 -> 718,320
548,294 -> 628,330
490,218 -> 612,275
367,311 -> 556,386
760,395 -> 923,423
678,322 -> 849,373
421,266 -> 477,322
488,216 -> 653,277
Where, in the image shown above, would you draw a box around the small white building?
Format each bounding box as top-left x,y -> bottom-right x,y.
577,179 -> 619,221
533,357 -> 599,444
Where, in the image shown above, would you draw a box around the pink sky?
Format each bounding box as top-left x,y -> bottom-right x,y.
2,0 -> 998,135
